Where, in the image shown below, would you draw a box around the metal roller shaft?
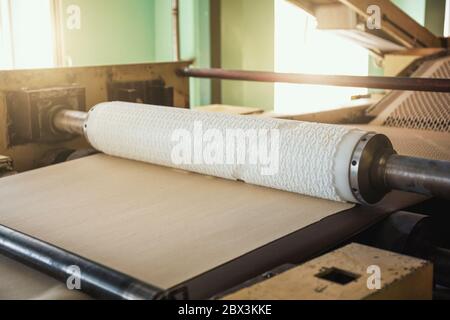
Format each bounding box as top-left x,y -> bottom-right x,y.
349,133 -> 450,204
385,155 -> 450,200
53,109 -> 88,136
0,224 -> 166,300
52,109 -> 450,204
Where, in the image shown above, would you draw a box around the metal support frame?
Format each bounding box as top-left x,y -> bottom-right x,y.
288,0 -> 443,49
339,0 -> 441,48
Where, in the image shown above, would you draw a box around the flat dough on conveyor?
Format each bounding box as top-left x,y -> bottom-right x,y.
0,154 -> 353,294
1,123 -> 447,299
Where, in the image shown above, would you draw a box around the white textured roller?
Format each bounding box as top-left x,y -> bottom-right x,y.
85,102 -> 367,203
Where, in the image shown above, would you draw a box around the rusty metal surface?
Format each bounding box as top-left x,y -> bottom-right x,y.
6,86 -> 86,146
0,61 -> 191,171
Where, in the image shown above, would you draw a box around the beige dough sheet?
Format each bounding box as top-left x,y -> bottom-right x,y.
0,154 -> 352,298
0,125 -> 448,299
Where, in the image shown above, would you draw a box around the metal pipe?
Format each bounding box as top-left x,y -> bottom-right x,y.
0,224 -> 166,300
53,109 -> 87,136
384,155 -> 450,200
172,0 -> 180,61
180,67 -> 450,93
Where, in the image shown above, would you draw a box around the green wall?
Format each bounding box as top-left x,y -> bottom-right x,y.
61,0 -> 155,66
153,0 -> 172,62
425,0 -> 447,36
392,0 -> 426,25
60,0 -> 211,106
180,0 -> 212,106
220,0 -> 446,108
391,0 -> 446,35
58,0 -> 446,108
219,0 -> 444,109
219,0 -> 445,110
152,0 -> 211,106
220,0 -> 274,111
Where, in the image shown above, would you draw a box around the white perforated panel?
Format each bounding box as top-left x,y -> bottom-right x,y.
372,56 -> 450,132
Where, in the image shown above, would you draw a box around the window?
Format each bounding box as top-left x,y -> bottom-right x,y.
274,0 -> 369,115
0,0 -> 55,70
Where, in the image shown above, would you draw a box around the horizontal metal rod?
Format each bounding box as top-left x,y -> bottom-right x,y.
0,224 -> 166,300
384,155 -> 450,200
180,68 -> 450,93
53,109 -> 88,136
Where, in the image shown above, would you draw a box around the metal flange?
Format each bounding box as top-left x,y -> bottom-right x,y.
349,133 -> 396,205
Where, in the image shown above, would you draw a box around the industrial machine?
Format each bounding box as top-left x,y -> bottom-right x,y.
0,0 -> 449,300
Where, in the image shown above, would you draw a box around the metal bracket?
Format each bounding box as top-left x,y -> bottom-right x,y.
6,86 -> 86,146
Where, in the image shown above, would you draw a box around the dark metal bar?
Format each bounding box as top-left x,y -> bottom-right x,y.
384,155 -> 450,200
0,224 -> 166,300
431,247 -> 450,288
180,67 -> 450,93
